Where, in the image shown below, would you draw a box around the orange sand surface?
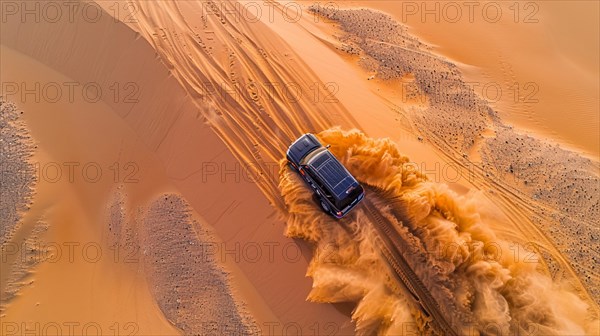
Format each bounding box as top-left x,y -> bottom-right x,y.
356,0 -> 599,158
2,0 -> 598,335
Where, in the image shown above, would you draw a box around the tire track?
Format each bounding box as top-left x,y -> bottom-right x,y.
361,197 -> 459,336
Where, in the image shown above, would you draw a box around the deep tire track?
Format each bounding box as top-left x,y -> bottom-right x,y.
361,198 -> 459,336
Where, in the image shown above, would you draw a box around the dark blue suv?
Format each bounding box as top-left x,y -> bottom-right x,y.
287,133 -> 365,218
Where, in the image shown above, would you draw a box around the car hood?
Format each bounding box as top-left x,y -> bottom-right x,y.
286,133 -> 321,165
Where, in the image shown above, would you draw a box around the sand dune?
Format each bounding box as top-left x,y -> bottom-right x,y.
307,6 -> 599,313
0,100 -> 36,244
0,100 -> 38,312
0,48 -> 183,334
359,0 -> 599,158
140,193 -> 259,334
2,0 -> 598,335
1,1 -> 354,333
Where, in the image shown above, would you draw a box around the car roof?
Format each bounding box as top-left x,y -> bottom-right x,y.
307,150 -> 359,199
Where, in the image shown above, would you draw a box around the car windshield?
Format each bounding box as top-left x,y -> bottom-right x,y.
300,147 -> 326,165
335,185 -> 364,210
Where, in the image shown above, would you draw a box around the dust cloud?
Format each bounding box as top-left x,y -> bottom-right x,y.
278,128 -> 598,335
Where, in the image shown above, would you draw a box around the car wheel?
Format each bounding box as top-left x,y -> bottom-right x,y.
319,199 -> 330,213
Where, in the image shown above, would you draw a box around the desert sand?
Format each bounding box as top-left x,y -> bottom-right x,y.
361,0 -> 599,158
1,0 -> 598,335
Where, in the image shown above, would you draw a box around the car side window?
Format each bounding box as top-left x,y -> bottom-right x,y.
305,168 -> 333,199
304,167 -> 317,184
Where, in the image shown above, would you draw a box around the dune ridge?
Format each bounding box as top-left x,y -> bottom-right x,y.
0,217 -> 48,314
137,193 -> 259,335
0,99 -> 36,247
278,128 -> 598,335
104,187 -> 261,334
0,99 -> 40,314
